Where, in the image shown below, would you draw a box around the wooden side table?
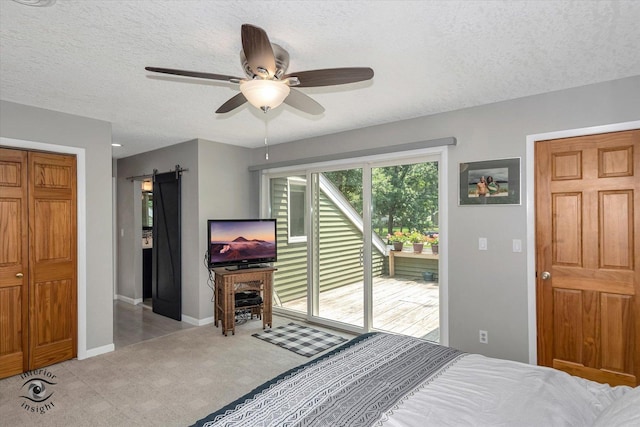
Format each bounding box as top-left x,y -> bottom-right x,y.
213,267 -> 275,336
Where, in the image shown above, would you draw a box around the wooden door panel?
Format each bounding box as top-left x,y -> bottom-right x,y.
34,200 -> 72,262
581,290 -> 600,369
599,190 -> 633,269
33,279 -> 74,345
551,289 -> 635,385
32,158 -> 73,189
552,288 -> 582,363
0,286 -> 25,377
28,151 -> 76,370
0,288 -> 22,350
552,193 -> 582,266
31,279 -> 74,368
537,129 -> 639,387
1,200 -> 23,269
552,151 -> 582,180
600,293 -> 632,372
0,148 -> 28,379
552,273 -> 633,294
0,161 -> 21,185
598,145 -> 633,177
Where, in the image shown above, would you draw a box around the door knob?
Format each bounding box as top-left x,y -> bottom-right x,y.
16,272 -> 24,278
541,271 -> 551,280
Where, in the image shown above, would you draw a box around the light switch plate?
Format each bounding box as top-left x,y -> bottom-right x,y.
512,239 -> 522,252
479,237 -> 488,251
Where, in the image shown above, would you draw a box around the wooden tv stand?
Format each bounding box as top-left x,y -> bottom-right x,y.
213,266 -> 275,336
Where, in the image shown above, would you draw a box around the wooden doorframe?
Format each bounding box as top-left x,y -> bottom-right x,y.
525,120 -> 640,365
0,136 -> 96,360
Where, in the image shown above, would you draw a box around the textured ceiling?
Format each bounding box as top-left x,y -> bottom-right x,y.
1,1 -> 639,159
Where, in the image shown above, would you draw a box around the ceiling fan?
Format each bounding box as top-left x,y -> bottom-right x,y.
145,24 -> 374,115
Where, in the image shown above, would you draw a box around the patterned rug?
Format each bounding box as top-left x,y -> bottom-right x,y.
252,322 -> 348,357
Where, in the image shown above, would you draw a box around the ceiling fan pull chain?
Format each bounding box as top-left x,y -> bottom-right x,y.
264,116 -> 269,160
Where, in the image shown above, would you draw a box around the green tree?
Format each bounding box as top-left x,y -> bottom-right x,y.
323,162 -> 439,239
324,169 -> 363,215
372,162 -> 438,236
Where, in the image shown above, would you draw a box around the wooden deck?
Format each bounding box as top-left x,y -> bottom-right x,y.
281,276 -> 440,341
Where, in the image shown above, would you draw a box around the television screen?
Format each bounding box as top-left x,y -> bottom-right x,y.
207,219 -> 277,269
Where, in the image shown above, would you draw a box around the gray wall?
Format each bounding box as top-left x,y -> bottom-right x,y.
116,140 -> 200,319
2,75 -> 638,362
197,139 -> 253,318
0,100 -> 114,352
116,138 -> 253,321
249,75 -> 640,362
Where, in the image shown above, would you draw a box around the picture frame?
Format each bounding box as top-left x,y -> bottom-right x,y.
459,157 -> 521,205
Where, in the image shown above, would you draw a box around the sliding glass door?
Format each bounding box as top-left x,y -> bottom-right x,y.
269,174 -> 309,314
370,162 -> 440,341
267,152 -> 442,340
312,168 -> 364,328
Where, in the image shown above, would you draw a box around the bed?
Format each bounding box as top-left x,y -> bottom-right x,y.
192,332 -> 639,426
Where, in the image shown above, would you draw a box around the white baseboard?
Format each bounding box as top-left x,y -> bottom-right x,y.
182,314 -> 214,326
80,343 -> 114,360
115,294 -> 142,305
116,295 -> 211,326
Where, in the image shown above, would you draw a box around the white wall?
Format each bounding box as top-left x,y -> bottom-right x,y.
249,75 -> 640,362
0,100 -> 114,355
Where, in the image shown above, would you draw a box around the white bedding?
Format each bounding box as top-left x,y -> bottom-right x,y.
193,333 -> 635,427
381,354 -> 631,426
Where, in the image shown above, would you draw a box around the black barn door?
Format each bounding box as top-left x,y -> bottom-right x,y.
152,170 -> 181,320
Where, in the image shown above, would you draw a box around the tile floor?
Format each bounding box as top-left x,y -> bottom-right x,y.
113,300 -> 196,349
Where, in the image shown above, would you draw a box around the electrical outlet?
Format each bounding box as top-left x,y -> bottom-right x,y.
479,330 -> 488,344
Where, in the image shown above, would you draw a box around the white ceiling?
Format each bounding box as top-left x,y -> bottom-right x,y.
1,1 -> 639,159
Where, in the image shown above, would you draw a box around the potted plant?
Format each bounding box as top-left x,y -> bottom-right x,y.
387,231 -> 406,251
407,230 -> 426,253
426,233 -> 439,254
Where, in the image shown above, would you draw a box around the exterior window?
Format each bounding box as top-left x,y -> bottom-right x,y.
288,178 -> 306,243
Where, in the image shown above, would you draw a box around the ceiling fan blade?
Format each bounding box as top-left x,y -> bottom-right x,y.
145,67 -> 242,83
241,24 -> 276,78
284,89 -> 325,115
215,93 -> 247,114
283,67 -> 374,88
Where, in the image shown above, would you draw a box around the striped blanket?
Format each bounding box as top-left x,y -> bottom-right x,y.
192,333 -> 465,427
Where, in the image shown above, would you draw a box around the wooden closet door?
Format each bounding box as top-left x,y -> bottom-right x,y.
536,129 -> 639,387
28,151 -> 77,369
0,148 -> 29,379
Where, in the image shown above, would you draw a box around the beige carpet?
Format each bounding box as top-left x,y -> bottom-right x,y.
0,316 -> 354,426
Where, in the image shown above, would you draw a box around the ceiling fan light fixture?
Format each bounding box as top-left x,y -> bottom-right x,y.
240,79 -> 290,112
146,24 -> 373,115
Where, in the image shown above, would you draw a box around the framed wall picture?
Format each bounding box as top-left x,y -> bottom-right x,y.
459,157 -> 521,205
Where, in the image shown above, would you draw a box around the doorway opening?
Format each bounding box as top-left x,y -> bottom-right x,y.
141,179 -> 153,309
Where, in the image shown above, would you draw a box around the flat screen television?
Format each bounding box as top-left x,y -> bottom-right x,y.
207,219 -> 277,269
